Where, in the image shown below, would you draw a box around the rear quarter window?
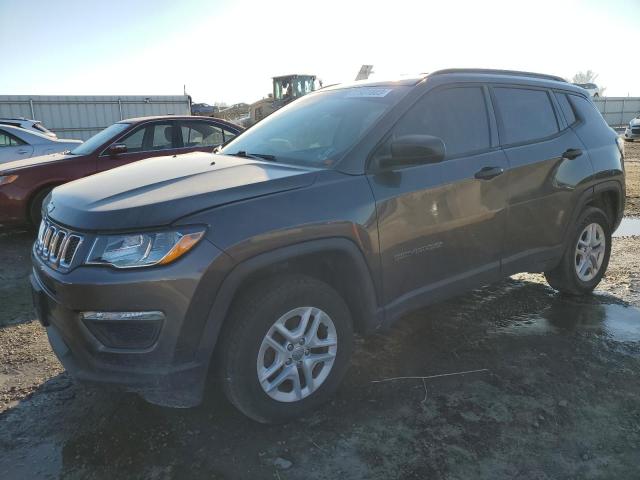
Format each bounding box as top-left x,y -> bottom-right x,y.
493,87 -> 559,145
568,94 -> 609,130
554,92 -> 577,126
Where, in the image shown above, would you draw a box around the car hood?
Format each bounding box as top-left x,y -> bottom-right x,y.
48,151 -> 319,230
630,118 -> 640,127
0,152 -> 77,173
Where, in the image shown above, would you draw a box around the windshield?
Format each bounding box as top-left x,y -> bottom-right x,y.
220,86 -> 408,167
70,123 -> 130,155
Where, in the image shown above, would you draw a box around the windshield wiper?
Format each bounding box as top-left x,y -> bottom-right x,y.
228,151 -> 278,162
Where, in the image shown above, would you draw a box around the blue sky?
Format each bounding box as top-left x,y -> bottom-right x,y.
1,0 -> 639,104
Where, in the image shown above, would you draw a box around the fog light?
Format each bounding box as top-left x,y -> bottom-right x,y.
80,311 -> 164,349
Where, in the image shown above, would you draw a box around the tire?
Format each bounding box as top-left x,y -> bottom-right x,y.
624,138 -> 633,142
217,274 -> 354,423
29,187 -> 53,227
544,207 -> 611,295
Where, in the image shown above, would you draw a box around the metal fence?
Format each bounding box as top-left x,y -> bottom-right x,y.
0,95 -> 191,140
593,97 -> 640,129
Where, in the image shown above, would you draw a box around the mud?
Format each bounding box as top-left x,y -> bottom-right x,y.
1,142 -> 639,478
1,227 -> 640,479
624,140 -> 640,217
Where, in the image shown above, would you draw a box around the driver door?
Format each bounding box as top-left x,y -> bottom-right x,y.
97,121 -> 181,172
367,85 -> 509,308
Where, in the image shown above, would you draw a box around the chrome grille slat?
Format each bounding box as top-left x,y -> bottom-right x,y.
35,217 -> 84,270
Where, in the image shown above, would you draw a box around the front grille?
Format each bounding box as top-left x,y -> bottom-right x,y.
35,218 -> 83,269
632,127 -> 640,134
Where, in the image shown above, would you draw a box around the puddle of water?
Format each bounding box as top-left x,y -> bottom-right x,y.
613,218 -> 640,237
499,302 -> 640,343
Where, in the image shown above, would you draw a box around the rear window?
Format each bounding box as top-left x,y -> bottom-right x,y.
493,87 -> 559,145
555,92 -> 577,126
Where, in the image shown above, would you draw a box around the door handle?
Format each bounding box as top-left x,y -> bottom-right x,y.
562,148 -> 582,160
17,149 -> 29,154
474,166 -> 504,180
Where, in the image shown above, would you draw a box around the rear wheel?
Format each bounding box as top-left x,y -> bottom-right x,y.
218,274 -> 353,423
544,207 -> 611,295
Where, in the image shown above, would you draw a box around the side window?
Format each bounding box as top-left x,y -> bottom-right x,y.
149,123 -> 175,151
378,86 -> 491,160
493,87 -> 559,145
0,130 -> 26,147
554,92 -> 577,126
180,122 -> 224,147
118,126 -> 146,153
223,129 -> 237,143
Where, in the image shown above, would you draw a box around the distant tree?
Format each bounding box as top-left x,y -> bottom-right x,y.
572,70 -> 606,96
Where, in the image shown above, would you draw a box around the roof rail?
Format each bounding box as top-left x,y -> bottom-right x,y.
429,68 -> 567,83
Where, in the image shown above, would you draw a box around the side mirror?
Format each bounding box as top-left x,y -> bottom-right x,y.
108,144 -> 128,156
380,135 -> 445,170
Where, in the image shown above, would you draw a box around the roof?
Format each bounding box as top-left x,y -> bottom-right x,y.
117,115 -> 241,129
429,68 -> 566,83
0,117 -> 36,123
321,76 -> 426,92
272,74 -> 316,80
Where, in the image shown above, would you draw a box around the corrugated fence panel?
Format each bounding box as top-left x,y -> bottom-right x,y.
0,95 -> 190,140
593,97 -> 640,128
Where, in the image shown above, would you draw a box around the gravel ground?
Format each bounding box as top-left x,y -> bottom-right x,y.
624,140 -> 640,217
1,147 -> 639,479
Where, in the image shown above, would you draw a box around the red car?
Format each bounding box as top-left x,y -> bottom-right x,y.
0,115 -> 242,226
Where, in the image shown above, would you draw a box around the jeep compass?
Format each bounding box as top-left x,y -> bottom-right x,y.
31,69 -> 625,423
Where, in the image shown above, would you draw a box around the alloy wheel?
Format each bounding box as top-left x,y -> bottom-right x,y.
575,222 -> 606,282
256,306 -> 338,402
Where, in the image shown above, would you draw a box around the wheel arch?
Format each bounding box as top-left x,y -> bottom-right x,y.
27,182 -> 63,224
590,180 -> 624,231
195,238 -> 383,365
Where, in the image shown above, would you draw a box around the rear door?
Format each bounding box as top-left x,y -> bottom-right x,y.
368,85 -> 509,308
97,121 -> 182,172
0,129 -> 34,163
176,120 -> 237,153
491,85 -> 594,274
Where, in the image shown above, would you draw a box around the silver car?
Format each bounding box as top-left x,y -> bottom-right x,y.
572,83 -> 600,98
0,118 -> 58,138
0,124 -> 81,164
624,115 -> 640,142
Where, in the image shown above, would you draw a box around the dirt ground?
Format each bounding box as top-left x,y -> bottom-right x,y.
624,140 -> 640,217
1,146 -> 640,479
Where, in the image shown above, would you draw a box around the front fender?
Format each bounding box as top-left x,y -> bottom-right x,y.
190,237 -> 383,368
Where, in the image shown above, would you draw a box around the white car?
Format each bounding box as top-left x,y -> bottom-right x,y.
0,118 -> 58,138
0,124 -> 82,164
624,115 -> 640,142
572,83 -> 600,98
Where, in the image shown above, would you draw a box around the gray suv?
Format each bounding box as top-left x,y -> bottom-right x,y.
31,69 -> 625,423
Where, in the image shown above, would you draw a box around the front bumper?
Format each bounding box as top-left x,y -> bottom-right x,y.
30,238 -> 230,407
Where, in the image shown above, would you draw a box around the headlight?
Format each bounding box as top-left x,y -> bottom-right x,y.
86,227 -> 205,268
0,174 -> 18,186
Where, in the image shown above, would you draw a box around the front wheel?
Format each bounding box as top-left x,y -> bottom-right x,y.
29,187 -> 54,227
217,274 -> 353,423
545,207 -> 611,295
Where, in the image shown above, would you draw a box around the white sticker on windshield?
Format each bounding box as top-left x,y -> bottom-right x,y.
345,87 -> 392,98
